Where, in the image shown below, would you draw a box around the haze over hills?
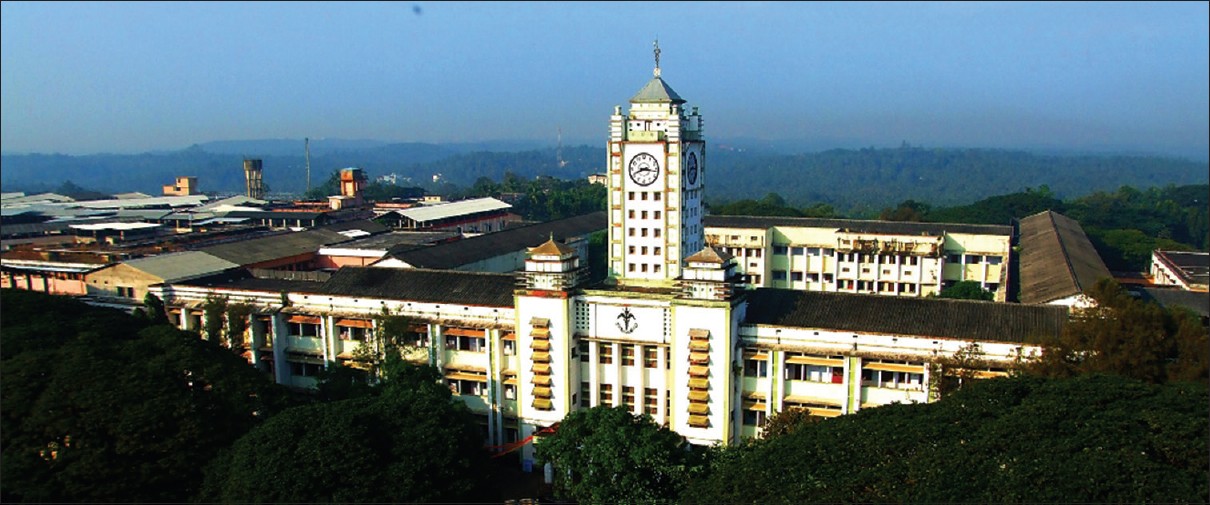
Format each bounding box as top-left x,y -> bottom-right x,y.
2,139 -> 1206,214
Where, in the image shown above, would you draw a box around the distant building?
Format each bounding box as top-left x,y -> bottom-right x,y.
1150,250 -> 1209,291
163,176 -> 199,196
373,197 -> 515,234
587,173 -> 608,185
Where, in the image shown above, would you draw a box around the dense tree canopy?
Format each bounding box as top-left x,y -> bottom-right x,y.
938,280 -> 995,301
683,374 -> 1208,504
0,290 -> 291,503
1024,279 -> 1209,384
200,358 -> 490,504
535,406 -> 706,504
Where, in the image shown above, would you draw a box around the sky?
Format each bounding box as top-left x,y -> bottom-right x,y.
2,1 -> 1207,160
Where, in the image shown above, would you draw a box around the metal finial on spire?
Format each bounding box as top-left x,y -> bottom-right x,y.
653,39 -> 661,77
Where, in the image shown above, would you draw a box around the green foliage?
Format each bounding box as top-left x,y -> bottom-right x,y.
683,375 -> 1209,504
760,408 -> 821,438
878,199 -> 931,221
462,171 -> 606,222
224,303 -> 254,350
201,295 -> 228,344
0,290 -> 289,503
938,280 -> 995,301
201,357 -> 489,503
138,292 -> 169,324
1024,279 -> 1209,384
535,406 -> 705,504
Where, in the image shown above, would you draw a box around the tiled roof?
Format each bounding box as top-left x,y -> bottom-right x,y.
386,211 -> 606,270
201,228 -> 349,266
631,77 -> 686,104
703,215 -> 1012,237
686,246 -> 733,264
529,237 -> 575,257
1135,287 -> 1210,318
320,267 -> 516,307
120,251 -> 240,282
1017,211 -> 1112,304
744,288 -> 1067,344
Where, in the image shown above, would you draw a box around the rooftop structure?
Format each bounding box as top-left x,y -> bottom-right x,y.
1150,250 -> 1209,291
1017,210 -> 1112,308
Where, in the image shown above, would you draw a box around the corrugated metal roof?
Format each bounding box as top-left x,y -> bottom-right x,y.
631,76 -> 685,104
200,228 -> 349,266
321,266 -> 516,307
1017,210 -> 1111,304
390,197 -> 511,223
386,211 -> 606,270
703,215 -> 1012,237
120,251 -> 239,282
1135,287 -> 1210,318
745,288 -> 1067,344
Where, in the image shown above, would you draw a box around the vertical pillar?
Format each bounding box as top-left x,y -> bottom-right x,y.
657,345 -> 669,424
588,340 -> 600,406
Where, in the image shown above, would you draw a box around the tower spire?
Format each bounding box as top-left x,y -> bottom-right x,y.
653,38 -> 661,77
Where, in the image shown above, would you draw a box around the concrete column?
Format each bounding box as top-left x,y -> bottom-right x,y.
657,345 -> 670,424
271,313 -> 289,386
611,342 -> 622,407
588,340 -> 600,406
635,343 -> 646,416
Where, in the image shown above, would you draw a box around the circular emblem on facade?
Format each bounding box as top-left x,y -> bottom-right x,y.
628,153 -> 660,186
616,307 -> 638,334
686,151 -> 698,185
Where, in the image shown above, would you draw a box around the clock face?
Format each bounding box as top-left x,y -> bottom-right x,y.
628,153 -> 660,186
686,152 -> 698,185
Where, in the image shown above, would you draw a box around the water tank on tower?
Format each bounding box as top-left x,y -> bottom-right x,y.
244,159 -> 265,200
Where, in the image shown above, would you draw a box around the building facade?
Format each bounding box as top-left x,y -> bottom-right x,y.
150,54 -> 1067,469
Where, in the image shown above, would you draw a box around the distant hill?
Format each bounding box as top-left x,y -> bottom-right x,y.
1,142 -> 1205,212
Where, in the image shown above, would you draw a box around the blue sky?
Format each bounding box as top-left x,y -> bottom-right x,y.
2,1 -> 1207,159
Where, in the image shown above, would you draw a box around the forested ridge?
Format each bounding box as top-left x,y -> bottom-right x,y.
3,144 -> 1204,213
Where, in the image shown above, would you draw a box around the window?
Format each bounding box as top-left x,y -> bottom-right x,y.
653,192 -> 661,201
946,254 -> 962,263
643,346 -> 658,368
965,255 -> 982,264
448,378 -> 486,396
600,384 -> 613,406
446,335 -> 486,352
641,228 -> 648,237
503,340 -> 516,355
290,361 -> 324,378
773,245 -> 788,255
504,383 -> 517,400
622,386 -> 636,409
744,358 -> 768,378
628,192 -> 635,200
641,211 -> 648,219
654,229 -> 661,238
785,363 -> 844,383
629,228 -> 636,237
908,256 -> 919,266
823,273 -> 835,282
629,245 -> 636,254
743,409 -> 767,427
654,211 -> 661,219
644,388 -> 658,415
628,210 -> 635,218
653,246 -> 661,255
791,247 -> 804,256
622,345 -> 636,366
807,247 -> 821,256
772,270 -> 787,281
861,368 -> 924,390
641,264 -> 648,273
790,272 -> 803,282
598,343 -> 613,364
807,273 -> 820,282
579,340 -> 590,363
289,322 -> 321,338
654,264 -> 661,273
116,286 -> 135,298
986,256 -> 1003,265
641,192 -> 648,200
581,382 -> 591,407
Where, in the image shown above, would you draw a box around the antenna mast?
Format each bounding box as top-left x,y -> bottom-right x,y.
557,127 -> 567,168
304,137 -> 311,195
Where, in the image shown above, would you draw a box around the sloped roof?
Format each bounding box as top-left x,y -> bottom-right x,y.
386,211 -> 606,270
631,77 -> 685,104
1018,210 -> 1112,304
703,215 -> 1011,237
320,267 -> 516,307
120,251 -> 239,282
388,197 -> 511,223
530,237 -> 576,257
686,246 -> 733,264
1135,287 -> 1210,318
745,288 -> 1067,344
201,228 -> 349,266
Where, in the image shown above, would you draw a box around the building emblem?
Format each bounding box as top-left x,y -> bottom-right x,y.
616,307 -> 638,334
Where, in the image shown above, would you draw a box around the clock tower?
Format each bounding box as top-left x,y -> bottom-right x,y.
608,41 -> 706,286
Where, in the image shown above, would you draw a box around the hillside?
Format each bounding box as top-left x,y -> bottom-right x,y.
2,143 -> 1205,212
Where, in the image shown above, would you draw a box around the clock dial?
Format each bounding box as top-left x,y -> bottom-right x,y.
628,153 -> 660,186
686,152 -> 698,185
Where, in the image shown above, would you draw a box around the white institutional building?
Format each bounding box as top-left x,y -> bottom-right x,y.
152,48 -> 1068,467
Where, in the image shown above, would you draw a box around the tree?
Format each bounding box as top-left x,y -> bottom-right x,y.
200,357 -> 489,503
201,295 -> 228,344
682,375 -> 1208,504
1024,279 -> 1209,384
1,290 -> 290,503
938,280 -> 994,301
535,406 -> 705,504
760,408 -> 822,438
224,302 -> 253,351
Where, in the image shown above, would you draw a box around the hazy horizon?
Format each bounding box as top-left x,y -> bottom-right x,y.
3,2 -> 1207,161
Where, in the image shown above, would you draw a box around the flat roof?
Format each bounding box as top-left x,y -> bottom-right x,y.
704,215 -> 1012,237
